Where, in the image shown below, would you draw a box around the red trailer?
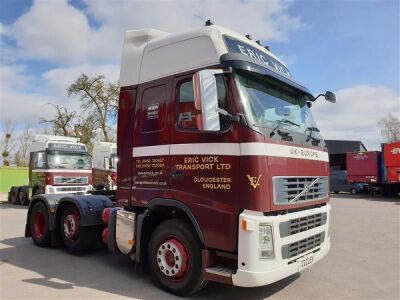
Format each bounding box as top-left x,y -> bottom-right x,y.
383,141 -> 400,184
347,142 -> 400,196
347,151 -> 380,184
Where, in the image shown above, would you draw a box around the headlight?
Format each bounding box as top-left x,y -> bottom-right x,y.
259,223 -> 274,259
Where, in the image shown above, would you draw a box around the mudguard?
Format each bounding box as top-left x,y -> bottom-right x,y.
56,195 -> 113,227
25,194 -> 113,237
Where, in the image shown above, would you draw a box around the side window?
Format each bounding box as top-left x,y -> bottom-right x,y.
141,85 -> 167,133
177,75 -> 229,130
178,81 -> 197,129
32,152 -> 46,168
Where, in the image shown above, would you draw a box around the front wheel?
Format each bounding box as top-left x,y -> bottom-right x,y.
60,205 -> 97,254
148,219 -> 207,296
351,188 -> 357,195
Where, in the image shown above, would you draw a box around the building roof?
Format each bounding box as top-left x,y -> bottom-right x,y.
119,25 -> 291,87
325,140 -> 367,154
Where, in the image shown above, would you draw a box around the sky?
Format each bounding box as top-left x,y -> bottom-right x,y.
0,0 -> 399,150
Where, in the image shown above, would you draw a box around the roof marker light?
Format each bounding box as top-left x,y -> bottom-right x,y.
256,40 -> 262,46
245,34 -> 252,40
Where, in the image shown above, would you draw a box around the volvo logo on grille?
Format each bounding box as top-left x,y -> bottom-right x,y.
289,178 -> 320,203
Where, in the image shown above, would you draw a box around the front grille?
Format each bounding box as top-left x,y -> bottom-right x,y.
279,212 -> 327,237
281,232 -> 325,259
56,186 -> 86,193
273,176 -> 329,205
289,213 -> 325,235
54,176 -> 88,184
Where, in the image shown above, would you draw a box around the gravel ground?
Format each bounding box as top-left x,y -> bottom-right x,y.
0,194 -> 399,299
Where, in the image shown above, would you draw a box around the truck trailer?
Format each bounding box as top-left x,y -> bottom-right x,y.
25,24 -> 335,296
92,142 -> 117,190
9,135 -> 93,205
347,141 -> 400,196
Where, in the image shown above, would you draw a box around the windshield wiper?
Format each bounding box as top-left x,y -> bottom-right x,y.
52,164 -> 66,169
270,119 -> 300,137
306,127 -> 321,145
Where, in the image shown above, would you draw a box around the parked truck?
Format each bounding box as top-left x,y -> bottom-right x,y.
347,141 -> 400,196
9,135 -> 93,205
92,142 -> 117,190
25,24 -> 335,296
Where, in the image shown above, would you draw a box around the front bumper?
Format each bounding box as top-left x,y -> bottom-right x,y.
232,204 -> 331,287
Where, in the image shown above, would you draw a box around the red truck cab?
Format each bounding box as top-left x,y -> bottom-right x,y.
26,25 -> 335,296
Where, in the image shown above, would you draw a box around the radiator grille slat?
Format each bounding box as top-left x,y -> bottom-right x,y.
273,176 -> 329,205
279,212 -> 327,237
281,232 -> 325,259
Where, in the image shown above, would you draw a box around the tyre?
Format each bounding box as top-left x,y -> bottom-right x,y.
30,202 -> 51,247
60,204 -> 97,254
19,186 -> 30,206
351,188 -> 357,195
10,187 -> 20,205
333,191 -> 339,194
148,219 -> 207,296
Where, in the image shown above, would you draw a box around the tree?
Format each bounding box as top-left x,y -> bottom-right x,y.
73,115 -> 97,154
378,113 -> 400,142
40,104 -> 77,136
40,104 -> 98,154
67,74 -> 118,142
14,124 -> 33,167
1,121 -> 15,166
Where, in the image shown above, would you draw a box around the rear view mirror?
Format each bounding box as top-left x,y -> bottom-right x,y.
193,69 -> 223,131
324,91 -> 336,103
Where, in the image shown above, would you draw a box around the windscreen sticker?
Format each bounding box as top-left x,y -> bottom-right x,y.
223,35 -> 292,78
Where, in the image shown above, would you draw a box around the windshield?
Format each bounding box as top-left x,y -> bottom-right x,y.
235,70 -> 322,141
110,153 -> 118,170
47,151 -> 92,170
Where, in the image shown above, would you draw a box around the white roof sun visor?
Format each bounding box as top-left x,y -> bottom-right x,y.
221,36 -> 310,95
222,35 -> 292,78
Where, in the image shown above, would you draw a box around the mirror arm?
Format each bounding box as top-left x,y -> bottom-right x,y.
314,93 -> 325,101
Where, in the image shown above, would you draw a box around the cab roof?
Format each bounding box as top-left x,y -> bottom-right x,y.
119,25 -> 290,87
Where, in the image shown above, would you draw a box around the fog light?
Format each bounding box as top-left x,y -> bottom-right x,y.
259,223 -> 274,259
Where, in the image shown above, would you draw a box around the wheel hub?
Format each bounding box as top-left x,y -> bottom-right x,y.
156,238 -> 188,278
33,212 -> 45,239
63,213 -> 80,239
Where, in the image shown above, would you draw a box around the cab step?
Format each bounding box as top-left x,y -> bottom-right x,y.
204,266 -> 235,284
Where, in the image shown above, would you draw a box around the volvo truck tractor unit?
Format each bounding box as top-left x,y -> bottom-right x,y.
92,142 -> 118,190
25,24 -> 336,296
9,135 -> 92,205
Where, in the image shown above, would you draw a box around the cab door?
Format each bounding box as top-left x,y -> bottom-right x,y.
130,78 -> 172,206
169,72 -> 240,251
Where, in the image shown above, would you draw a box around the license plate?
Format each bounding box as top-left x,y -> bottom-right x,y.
298,253 -> 314,271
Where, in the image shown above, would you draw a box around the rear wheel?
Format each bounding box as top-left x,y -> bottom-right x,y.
60,205 -> 97,254
10,187 -> 20,205
30,202 -> 51,247
19,186 -> 30,206
148,219 -> 207,296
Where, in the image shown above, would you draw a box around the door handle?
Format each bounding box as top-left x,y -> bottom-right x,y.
172,171 -> 184,179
